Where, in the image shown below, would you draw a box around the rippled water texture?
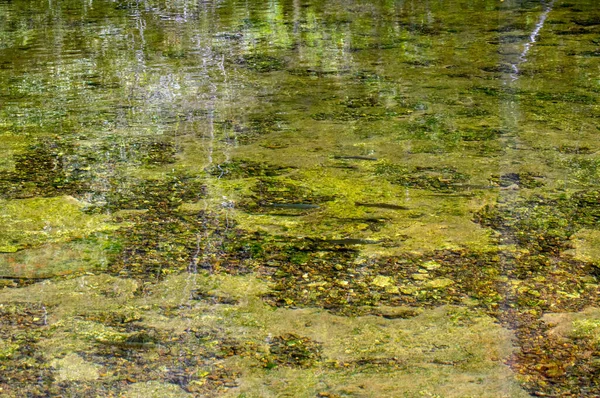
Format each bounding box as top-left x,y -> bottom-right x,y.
1,0 -> 600,396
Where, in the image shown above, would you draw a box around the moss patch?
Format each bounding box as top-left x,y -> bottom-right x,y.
86,173 -> 206,213
51,353 -> 100,382
474,190 -> 600,254
238,54 -> 286,73
0,139 -> 90,199
375,161 -> 470,192
567,228 -> 600,263
0,196 -> 115,253
206,159 -> 295,180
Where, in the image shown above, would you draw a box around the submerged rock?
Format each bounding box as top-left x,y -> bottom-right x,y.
51,353 -> 100,382
0,196 -> 115,253
425,278 -> 454,289
371,275 -> 393,288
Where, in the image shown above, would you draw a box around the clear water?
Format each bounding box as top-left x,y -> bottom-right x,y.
1,0 -> 600,396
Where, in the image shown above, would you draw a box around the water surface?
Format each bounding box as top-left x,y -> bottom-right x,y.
1,0 -> 600,396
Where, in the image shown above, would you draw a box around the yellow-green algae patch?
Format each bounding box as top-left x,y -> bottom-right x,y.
0,274 -> 139,328
0,339 -> 20,360
222,165 -> 497,256
565,229 -> 600,264
1,0 -> 600,396
50,353 -> 100,382
0,131 -> 27,173
184,274 -> 527,398
0,272 -> 529,397
129,274 -> 529,397
0,196 -> 116,253
544,307 -> 600,342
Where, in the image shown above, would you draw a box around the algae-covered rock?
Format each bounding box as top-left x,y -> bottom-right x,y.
0,339 -> 20,359
426,278 -> 455,289
422,260 -> 442,270
567,228 -> 600,263
0,132 -> 26,173
221,304 -> 529,398
51,353 -> 100,382
411,273 -> 428,281
0,196 -> 115,253
371,275 -> 392,288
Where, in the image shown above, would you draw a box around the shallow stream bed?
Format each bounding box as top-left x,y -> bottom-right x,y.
1,0 -> 600,396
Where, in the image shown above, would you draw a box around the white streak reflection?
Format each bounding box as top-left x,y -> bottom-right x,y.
509,0 -> 555,81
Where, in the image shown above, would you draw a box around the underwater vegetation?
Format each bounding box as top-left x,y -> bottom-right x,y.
217,114 -> 292,146
2,0 -> 600,396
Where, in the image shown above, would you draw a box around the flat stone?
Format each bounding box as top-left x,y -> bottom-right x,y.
425,278 -> 454,289
371,275 -> 393,288
421,260 -> 442,270
0,196 -> 115,252
51,353 -> 100,382
411,273 -> 428,281
375,305 -> 422,319
385,285 -> 400,294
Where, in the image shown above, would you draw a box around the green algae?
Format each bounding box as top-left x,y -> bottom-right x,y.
0,132 -> 27,173
207,159 -> 295,180
51,353 -> 101,382
567,228 -> 600,264
226,168 -> 494,256
0,272 -> 530,397
108,210 -> 208,278
489,172 -> 545,189
213,286 -> 528,397
0,274 -> 241,395
239,177 -> 334,215
0,139 -> 90,199
311,108 -> 397,122
124,381 -> 191,398
88,173 -> 206,213
263,333 -> 322,368
217,113 -> 293,146
238,54 -> 287,73
374,161 -> 471,192
475,190 -> 600,254
0,196 -> 115,253
1,0 -> 600,395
